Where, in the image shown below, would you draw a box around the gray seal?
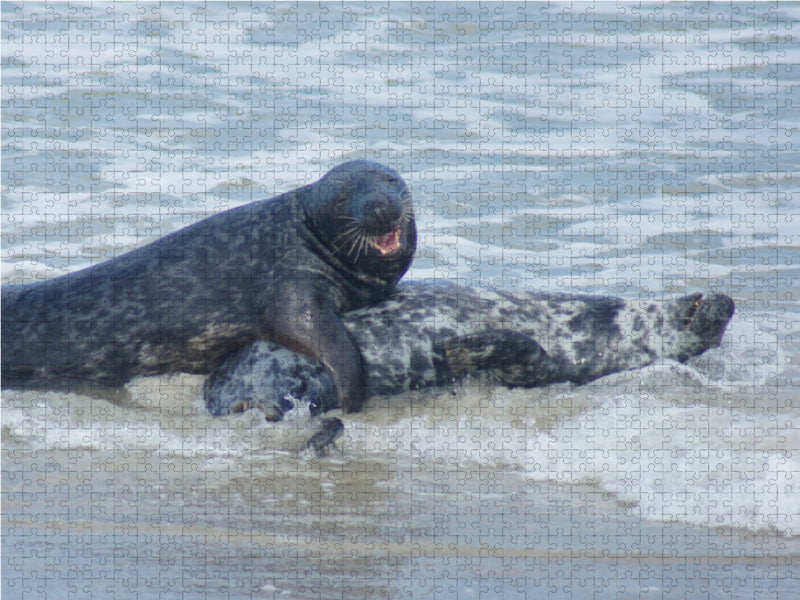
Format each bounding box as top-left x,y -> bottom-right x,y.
2,160 -> 417,413
205,281 -> 735,420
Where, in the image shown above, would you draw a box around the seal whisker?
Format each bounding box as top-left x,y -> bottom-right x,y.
334,225 -> 364,259
336,215 -> 363,225
333,224 -> 360,244
332,223 -> 363,247
333,224 -> 369,258
333,234 -> 359,258
359,234 -> 370,260
351,230 -> 369,261
347,235 -> 364,260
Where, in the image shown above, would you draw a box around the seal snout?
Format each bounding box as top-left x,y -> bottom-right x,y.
339,182 -> 412,258
363,196 -> 406,254
360,183 -> 412,256
674,293 -> 735,352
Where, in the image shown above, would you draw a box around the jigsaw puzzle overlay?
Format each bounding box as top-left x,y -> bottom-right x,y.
2,3 -> 799,599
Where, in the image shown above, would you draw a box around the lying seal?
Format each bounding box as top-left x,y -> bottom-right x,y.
2,160 -> 416,413
205,281 -> 735,420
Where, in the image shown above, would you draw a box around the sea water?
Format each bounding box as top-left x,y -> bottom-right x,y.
3,3 -> 799,599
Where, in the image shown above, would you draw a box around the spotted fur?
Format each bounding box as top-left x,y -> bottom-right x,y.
205,281 -> 734,419
2,160 -> 416,415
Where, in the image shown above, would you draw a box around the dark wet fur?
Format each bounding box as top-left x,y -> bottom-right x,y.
2,160 -> 416,414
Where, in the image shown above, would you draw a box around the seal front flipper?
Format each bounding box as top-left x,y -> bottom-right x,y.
441,329 -> 568,388
267,294 -> 366,414
304,417 -> 345,457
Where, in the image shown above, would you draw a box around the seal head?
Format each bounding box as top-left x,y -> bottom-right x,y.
299,160 -> 416,302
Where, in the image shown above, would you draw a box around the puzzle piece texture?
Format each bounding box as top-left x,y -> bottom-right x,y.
3,3 -> 799,599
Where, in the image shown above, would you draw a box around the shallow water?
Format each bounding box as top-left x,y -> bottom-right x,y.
3,2 -> 800,598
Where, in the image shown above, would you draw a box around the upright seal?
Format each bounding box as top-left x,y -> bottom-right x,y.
2,160 -> 417,413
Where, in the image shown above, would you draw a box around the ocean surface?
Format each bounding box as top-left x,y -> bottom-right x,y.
2,2 -> 799,599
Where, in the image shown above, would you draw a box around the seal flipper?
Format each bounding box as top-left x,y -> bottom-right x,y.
268,294 -> 366,414
303,417 -> 345,456
312,312 -> 366,413
441,329 -> 568,388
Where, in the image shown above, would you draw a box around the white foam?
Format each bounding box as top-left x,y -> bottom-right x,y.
522,394 -> 800,536
361,349 -> 800,537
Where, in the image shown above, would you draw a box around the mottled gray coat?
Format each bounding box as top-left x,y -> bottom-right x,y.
205,281 -> 734,419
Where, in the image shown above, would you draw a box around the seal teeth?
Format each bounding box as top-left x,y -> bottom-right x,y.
370,226 -> 402,255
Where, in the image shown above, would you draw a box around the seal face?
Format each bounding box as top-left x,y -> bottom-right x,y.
204,281 -> 735,420
2,160 -> 417,413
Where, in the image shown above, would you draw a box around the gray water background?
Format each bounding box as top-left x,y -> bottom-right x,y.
3,3 -> 800,599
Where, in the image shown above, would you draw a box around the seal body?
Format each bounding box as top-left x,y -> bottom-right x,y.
204,281 -> 735,419
2,160 -> 416,413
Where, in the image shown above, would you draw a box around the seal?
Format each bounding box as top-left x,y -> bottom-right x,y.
1,160 -> 417,413
204,281 -> 735,420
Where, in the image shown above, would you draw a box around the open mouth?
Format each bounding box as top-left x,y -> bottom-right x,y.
369,225 -> 403,255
